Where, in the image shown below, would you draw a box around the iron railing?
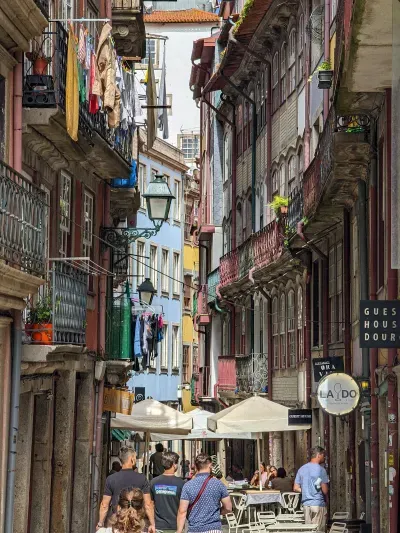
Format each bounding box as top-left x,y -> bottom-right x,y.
207,268 -> 220,303
303,111 -> 370,216
288,186 -> 304,229
34,0 -> 50,18
0,161 -> 46,275
236,352 -> 268,394
23,23 -> 133,164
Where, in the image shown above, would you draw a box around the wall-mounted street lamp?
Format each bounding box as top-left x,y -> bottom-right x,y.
137,277 -> 157,306
102,174 -> 175,248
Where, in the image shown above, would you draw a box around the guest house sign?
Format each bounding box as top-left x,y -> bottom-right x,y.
360,300 -> 400,348
317,373 -> 360,416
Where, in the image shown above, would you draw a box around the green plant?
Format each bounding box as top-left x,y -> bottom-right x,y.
233,0 -> 255,35
308,60 -> 332,82
268,195 -> 289,214
26,49 -> 51,63
27,294 -> 52,324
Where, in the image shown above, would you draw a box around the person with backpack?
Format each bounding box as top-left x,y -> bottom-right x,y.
176,453 -> 232,533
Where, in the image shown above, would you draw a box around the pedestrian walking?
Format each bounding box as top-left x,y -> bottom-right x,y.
176,453 -> 232,533
150,443 -> 165,478
150,451 -> 185,532
97,445 -> 155,532
293,446 -> 329,533
109,461 -> 122,476
98,487 -> 146,533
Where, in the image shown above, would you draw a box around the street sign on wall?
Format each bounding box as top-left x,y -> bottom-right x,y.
288,409 -> 312,426
135,387 -> 145,403
360,300 -> 400,348
317,373 -> 360,416
313,356 -> 344,382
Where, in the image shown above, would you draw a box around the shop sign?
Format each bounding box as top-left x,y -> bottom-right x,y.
313,356 -> 344,382
360,300 -> 400,348
104,388 -> 134,415
135,387 -> 145,403
288,409 -> 312,426
317,372 -> 360,416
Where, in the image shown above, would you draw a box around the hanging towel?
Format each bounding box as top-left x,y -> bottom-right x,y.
133,76 -> 143,123
158,47 -> 169,140
78,25 -> 86,64
134,313 -> 142,358
85,36 -> 92,70
89,52 -> 99,114
66,28 -> 79,142
146,57 -> 157,149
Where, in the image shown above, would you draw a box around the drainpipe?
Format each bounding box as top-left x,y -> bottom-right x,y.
386,88 -> 398,533
323,0 -> 331,121
4,50 -> 23,533
368,119 -> 380,532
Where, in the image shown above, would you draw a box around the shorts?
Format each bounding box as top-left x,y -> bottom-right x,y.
303,506 -> 327,533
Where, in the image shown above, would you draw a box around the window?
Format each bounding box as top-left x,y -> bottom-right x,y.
272,52 -> 279,112
289,29 -> 296,93
161,249 -> 169,293
40,185 -> 51,274
297,286 -> 304,361
174,180 -> 181,220
136,241 -> 145,283
223,132 -> 232,182
173,252 -> 180,295
87,4 -> 98,44
192,345 -> 199,373
272,171 -> 278,195
298,14 -> 305,83
329,243 -> 343,343
272,297 -> 279,368
279,164 -> 286,196
59,172 -> 71,257
280,294 -> 286,367
149,245 -> 158,292
0,77 -> 5,160
331,0 -> 337,20
83,190 -> 94,258
298,147 -> 304,183
141,39 -> 158,67
352,219 -> 360,321
60,0 -> 73,23
280,43 -> 287,103
166,94 -> 173,116
337,242 -> 343,342
160,323 -> 168,369
243,101 -> 249,151
179,134 -> 200,161
184,274 -> 191,310
172,325 -> 180,369
138,164 -> 146,209
288,157 -> 296,194
182,345 -> 190,383
237,104 -> 243,155
260,184 -> 264,229
259,299 -> 264,355
288,290 -> 296,367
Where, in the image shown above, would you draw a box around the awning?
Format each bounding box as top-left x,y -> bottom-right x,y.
190,36 -> 218,97
112,429 -> 131,441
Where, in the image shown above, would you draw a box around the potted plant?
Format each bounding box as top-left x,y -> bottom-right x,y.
308,61 -> 333,89
26,294 -> 53,344
268,195 -> 289,218
26,49 -> 52,75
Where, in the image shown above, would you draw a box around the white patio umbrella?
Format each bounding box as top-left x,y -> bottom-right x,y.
111,399 -> 193,478
150,408 -> 255,441
207,396 -> 311,490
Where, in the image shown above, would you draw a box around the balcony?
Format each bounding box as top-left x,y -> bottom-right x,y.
0,161 -> 46,276
24,262 -> 87,346
217,356 -> 236,392
219,220 -> 286,296
236,352 -> 268,395
207,268 -> 220,303
22,23 -> 132,179
288,186 -> 303,230
303,111 -> 370,224
111,0 -> 146,60
195,284 -> 211,326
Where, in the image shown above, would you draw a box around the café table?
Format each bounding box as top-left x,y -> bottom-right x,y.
265,524 -> 318,532
241,490 -> 283,524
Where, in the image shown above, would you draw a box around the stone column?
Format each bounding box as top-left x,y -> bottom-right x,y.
271,432 -> 283,468
50,371 -> 76,533
31,391 -> 54,533
71,374 -> 95,533
282,432 -> 295,473
13,392 -> 34,533
0,317 -> 12,533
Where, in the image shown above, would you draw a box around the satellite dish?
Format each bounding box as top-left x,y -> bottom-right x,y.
306,5 -> 324,44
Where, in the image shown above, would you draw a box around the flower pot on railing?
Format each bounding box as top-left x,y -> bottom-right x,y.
26,51 -> 52,76
31,323 -> 53,344
318,70 -> 334,89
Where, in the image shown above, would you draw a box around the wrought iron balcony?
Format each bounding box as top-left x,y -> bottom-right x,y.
0,160 -> 46,276
236,352 -> 268,394
23,23 -> 133,165
220,248 -> 239,288
207,268 -> 220,303
303,110 -> 370,217
24,262 -> 87,345
34,0 -> 50,18
217,356 -> 236,392
288,186 -> 303,229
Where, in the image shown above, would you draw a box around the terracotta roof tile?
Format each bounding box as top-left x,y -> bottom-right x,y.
144,9 -> 220,24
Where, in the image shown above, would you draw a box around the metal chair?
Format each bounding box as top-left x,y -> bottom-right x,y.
257,511 -> 277,526
230,492 -> 249,525
329,522 -> 348,532
226,512 -> 261,533
332,512 -> 349,520
280,493 -> 300,514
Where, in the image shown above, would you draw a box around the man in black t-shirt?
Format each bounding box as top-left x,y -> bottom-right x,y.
150,443 -> 165,478
97,446 -> 155,532
150,451 -> 185,532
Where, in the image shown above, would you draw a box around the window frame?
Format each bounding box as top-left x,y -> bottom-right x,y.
59,171 -> 72,257
288,289 -> 296,367
272,52 -> 279,112
172,324 -> 180,370
272,296 -> 279,368
82,189 -> 94,259
280,293 -> 286,368
136,240 -> 146,283
288,29 -> 296,94
161,248 -> 170,293
174,179 -> 181,221
182,345 -> 190,383
160,322 -> 169,370
138,164 -> 146,209
173,252 -> 180,296
297,286 -> 304,362
179,134 -> 200,161
149,244 -> 158,293
280,42 -> 287,104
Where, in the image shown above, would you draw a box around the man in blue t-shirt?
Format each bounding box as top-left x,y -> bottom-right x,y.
294,446 -> 329,533
177,453 -> 232,533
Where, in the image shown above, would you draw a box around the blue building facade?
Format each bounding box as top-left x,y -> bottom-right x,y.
128,137 -> 187,403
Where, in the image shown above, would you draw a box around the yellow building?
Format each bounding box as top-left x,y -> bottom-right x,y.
181,172 -> 200,412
